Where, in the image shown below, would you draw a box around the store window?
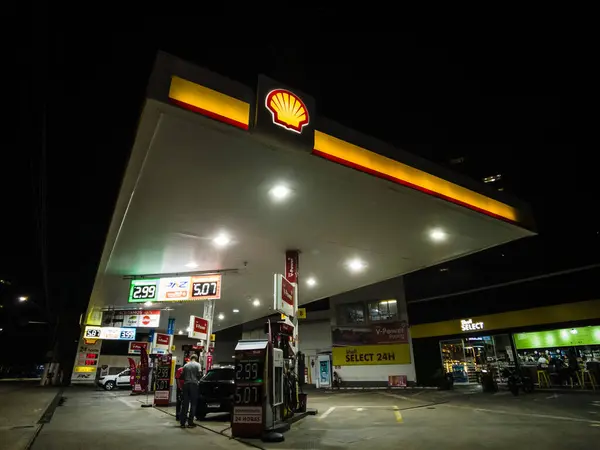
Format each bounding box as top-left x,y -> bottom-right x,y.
440,335 -> 516,384
368,299 -> 398,322
337,302 -> 366,325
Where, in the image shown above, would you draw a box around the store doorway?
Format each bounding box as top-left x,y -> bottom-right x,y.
440,335 -> 515,384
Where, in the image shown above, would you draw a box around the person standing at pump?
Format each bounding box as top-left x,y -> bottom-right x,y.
180,354 -> 202,428
174,360 -> 187,421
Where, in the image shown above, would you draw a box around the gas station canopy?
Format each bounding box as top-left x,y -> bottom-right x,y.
87,53 -> 535,332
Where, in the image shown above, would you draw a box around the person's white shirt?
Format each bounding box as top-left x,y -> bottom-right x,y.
537,356 -> 549,368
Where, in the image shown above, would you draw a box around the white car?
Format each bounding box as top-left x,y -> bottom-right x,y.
98,369 -> 132,391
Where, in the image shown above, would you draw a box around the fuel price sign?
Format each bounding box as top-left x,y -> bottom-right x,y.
128,279 -> 159,302
190,274 -> 222,300
128,275 -> 222,303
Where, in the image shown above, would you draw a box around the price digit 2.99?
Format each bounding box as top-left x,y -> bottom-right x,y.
236,362 -> 258,381
133,285 -> 156,299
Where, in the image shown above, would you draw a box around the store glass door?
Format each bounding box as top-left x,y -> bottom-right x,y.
440,339 -> 468,383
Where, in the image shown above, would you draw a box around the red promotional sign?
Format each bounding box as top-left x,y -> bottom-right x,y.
127,358 -> 137,387
188,315 -> 209,340
156,333 -> 170,346
274,274 -> 296,317
194,317 -> 208,334
281,277 -> 295,306
285,250 -> 299,284
140,347 -> 149,392
128,341 -> 149,355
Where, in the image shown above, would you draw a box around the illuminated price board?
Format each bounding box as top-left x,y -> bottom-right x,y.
99,327 -> 137,341
84,326 -> 102,339
128,279 -> 159,302
128,275 -> 222,303
191,274 -> 222,300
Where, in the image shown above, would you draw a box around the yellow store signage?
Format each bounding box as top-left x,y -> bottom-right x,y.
74,366 -> 96,373
332,344 -> 411,366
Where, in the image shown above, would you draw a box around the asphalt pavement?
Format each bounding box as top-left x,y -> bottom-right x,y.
16,383 -> 600,450
0,380 -> 61,450
263,387 -> 600,449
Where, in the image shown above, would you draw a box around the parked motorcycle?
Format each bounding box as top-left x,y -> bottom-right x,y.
501,367 -> 534,395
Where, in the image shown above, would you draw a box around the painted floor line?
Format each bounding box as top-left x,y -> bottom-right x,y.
117,397 -> 138,409
380,392 -> 411,401
319,406 -> 336,420
335,405 -> 400,409
441,403 -> 600,425
393,406 -> 403,423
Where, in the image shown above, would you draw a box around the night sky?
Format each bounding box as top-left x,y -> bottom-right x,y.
2,25 -> 597,365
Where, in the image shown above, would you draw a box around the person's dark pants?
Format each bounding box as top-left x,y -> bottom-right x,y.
175,388 -> 183,420
180,383 -> 199,426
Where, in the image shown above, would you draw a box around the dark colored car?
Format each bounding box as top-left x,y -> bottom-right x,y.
196,366 -> 235,419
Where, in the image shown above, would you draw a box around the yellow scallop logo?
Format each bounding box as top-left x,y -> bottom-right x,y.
265,89 -> 309,134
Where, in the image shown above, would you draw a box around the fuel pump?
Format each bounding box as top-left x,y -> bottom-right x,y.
268,320 -> 299,419
231,321 -> 302,441
231,340 -> 268,439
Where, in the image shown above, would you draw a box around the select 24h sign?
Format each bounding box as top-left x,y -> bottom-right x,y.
332,344 -> 411,366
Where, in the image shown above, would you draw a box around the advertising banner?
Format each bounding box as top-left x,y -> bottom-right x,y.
99,327 -> 136,341
118,310 -> 161,328
514,326 -> 600,350
158,276 -> 191,301
140,347 -> 149,392
273,274 -> 297,317
285,250 -> 299,284
317,355 -> 331,388
332,321 -> 409,346
128,341 -> 149,355
167,318 -> 175,335
388,375 -> 408,387
128,275 -> 222,303
127,358 -> 137,387
188,315 -> 209,340
332,344 -> 411,366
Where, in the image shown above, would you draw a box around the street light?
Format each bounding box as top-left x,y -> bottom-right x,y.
18,296 -> 28,302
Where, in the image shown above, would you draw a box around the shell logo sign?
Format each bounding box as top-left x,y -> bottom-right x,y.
265,89 -> 310,134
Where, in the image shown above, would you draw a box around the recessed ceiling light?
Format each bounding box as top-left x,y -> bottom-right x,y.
429,228 -> 447,242
178,330 -> 183,335
186,327 -> 191,332
269,185 -> 291,201
306,277 -> 317,287
233,309 -> 240,313
213,234 -> 231,247
186,262 -> 198,269
252,299 -> 260,307
144,301 -> 153,307
218,313 -> 225,320
347,258 -> 366,273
